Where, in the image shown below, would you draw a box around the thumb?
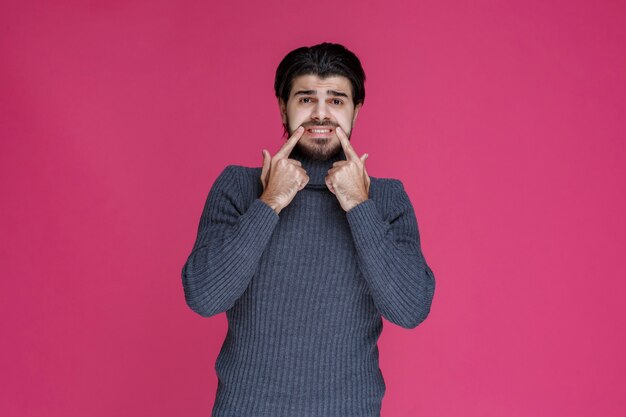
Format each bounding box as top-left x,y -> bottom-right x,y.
263,149 -> 271,166
260,149 -> 271,187
361,153 -> 369,178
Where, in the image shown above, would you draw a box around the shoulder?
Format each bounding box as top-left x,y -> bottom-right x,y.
214,164 -> 243,180
367,176 -> 414,219
370,175 -> 405,200
230,165 -> 262,188
218,164 -> 263,203
237,164 -> 262,179
215,164 -> 258,182
371,175 -> 403,189
205,165 -> 257,212
210,164 -> 245,191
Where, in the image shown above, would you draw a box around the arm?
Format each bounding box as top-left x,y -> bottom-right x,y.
181,165 -> 279,317
345,180 -> 436,329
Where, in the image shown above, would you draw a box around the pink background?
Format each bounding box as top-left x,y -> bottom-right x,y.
1,1 -> 624,416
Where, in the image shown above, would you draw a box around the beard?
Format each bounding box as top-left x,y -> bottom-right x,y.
285,117 -> 352,161
295,136 -> 340,161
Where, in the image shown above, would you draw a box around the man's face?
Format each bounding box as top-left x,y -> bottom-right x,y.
279,74 -> 362,161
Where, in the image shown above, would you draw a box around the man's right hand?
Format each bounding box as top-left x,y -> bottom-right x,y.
259,126 -> 309,215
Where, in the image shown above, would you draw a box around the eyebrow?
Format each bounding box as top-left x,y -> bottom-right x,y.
293,89 -> 350,99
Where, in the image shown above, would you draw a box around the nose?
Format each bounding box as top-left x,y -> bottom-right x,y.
311,101 -> 330,122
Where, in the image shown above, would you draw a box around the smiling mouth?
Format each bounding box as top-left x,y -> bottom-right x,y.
306,127 -> 335,136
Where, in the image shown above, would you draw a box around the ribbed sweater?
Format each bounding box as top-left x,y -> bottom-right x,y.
181,146 -> 436,417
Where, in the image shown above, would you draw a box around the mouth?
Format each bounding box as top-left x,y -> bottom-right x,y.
305,126 -> 335,138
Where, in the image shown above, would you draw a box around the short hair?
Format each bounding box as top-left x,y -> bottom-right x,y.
274,42 -> 366,110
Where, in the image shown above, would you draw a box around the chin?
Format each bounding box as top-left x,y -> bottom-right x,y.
296,141 -> 340,161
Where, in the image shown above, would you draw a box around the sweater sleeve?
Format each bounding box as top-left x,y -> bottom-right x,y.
181,165 -> 280,318
345,180 -> 436,329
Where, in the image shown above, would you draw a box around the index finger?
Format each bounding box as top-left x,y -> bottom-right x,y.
275,126 -> 305,159
336,126 -> 360,161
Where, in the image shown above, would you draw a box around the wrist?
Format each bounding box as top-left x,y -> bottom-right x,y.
346,197 -> 369,212
259,195 -> 281,214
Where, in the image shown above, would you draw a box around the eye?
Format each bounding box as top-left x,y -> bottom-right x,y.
331,99 -> 343,105
299,97 -> 313,103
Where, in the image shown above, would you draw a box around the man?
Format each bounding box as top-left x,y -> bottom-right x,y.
181,42 -> 436,417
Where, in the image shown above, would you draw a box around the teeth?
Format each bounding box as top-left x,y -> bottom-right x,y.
310,129 -> 331,133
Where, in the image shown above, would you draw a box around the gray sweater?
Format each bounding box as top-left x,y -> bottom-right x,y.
181,146 -> 436,417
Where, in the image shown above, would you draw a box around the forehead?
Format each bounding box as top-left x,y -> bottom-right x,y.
290,74 -> 352,97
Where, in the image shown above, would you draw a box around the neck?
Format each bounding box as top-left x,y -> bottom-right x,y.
288,146 -> 348,187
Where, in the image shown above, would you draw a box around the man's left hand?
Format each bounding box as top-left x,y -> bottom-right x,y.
325,126 -> 371,212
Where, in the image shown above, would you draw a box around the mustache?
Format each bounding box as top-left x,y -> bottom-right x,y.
302,122 -> 338,128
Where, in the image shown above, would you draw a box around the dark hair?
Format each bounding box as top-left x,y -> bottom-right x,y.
274,42 -> 366,129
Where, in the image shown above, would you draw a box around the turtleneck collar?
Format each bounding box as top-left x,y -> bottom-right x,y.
288,146 -> 348,188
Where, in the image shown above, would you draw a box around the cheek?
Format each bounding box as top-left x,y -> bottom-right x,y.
332,110 -> 352,127
287,108 -> 308,127
335,118 -> 352,133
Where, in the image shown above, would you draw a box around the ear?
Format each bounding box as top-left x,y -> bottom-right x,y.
278,98 -> 287,124
352,102 -> 362,124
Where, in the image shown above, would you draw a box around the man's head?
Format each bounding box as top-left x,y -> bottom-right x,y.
274,42 -> 366,161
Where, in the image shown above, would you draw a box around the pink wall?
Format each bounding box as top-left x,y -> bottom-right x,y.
2,1 -> 624,416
